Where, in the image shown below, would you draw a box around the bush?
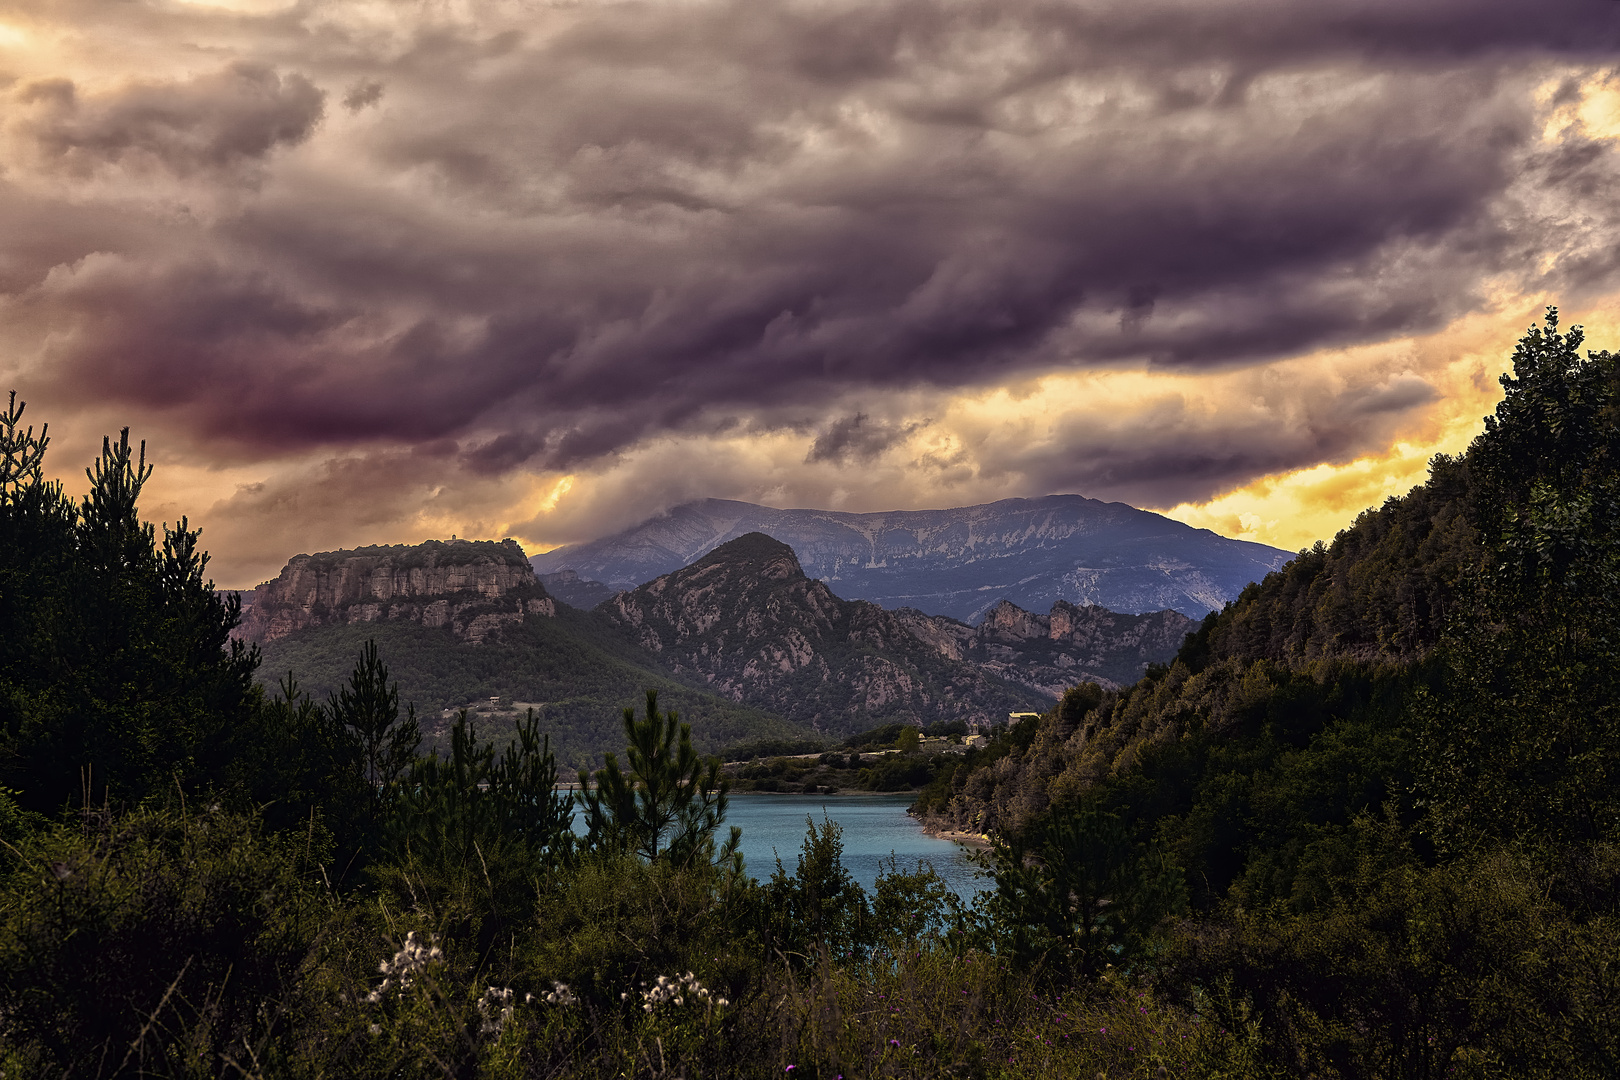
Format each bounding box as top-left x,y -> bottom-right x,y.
0,803 -> 331,1076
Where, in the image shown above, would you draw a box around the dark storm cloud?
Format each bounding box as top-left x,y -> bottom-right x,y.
342,80 -> 384,113
17,63 -> 324,178
807,414 -> 929,464
7,0 -> 1620,510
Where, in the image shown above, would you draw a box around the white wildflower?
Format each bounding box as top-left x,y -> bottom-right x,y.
635,971 -> 725,1013
366,931 -> 444,1004
477,986 -> 516,1037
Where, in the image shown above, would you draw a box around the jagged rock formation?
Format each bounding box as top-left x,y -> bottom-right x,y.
894,600 -> 1195,695
538,569 -> 616,610
534,496 -> 1288,621
597,533 -> 1042,732
239,538 -> 554,645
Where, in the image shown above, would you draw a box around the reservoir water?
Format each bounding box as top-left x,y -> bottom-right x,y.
724,792 -> 987,900
566,791 -> 989,900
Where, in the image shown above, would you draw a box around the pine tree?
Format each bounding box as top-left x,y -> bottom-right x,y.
578,689 -> 735,866
329,639 -> 420,821
0,400 -> 259,810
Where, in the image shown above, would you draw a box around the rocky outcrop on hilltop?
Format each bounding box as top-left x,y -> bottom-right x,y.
597,533 -> 1040,733
239,538 -> 554,644
893,599 -> 1194,695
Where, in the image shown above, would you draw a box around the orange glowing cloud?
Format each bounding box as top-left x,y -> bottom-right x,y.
1160,291 -> 1620,551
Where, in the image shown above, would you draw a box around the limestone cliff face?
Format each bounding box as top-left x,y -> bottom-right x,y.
239,538 -> 554,644
892,598 -> 1194,695
598,533 -> 1036,733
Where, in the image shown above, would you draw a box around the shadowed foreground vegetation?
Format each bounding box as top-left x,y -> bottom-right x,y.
2,311 -> 1618,1077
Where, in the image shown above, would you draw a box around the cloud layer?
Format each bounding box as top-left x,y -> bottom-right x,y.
4,0 -> 1620,584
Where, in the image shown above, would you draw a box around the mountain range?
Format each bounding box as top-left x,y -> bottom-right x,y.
597,532 -> 1036,732
896,599 -> 1194,697
530,496 -> 1288,622
239,496 -> 1267,758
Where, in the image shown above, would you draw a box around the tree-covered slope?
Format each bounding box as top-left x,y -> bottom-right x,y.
916,455 -> 1481,853
258,603 -> 806,771
922,309 -> 1620,895
900,313 -> 1620,1073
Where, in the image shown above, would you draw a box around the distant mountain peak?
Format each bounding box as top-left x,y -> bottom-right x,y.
536,495 -> 1288,620
601,533 -> 1036,732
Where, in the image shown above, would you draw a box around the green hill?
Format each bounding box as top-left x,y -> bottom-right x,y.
258,603 -> 808,771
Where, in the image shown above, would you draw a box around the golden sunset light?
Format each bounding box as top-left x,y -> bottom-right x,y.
3,0 -> 1618,589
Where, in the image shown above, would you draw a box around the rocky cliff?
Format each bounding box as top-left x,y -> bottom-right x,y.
597,533 -> 1040,733
239,538 -> 555,644
538,569 -> 616,610
894,599 -> 1194,695
534,496 -> 1287,621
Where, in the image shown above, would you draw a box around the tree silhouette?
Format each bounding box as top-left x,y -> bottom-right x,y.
329,639 -> 420,819
578,689 -> 736,866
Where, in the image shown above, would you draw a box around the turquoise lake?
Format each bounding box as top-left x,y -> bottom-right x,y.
721,793 -> 987,899
567,791 -> 989,899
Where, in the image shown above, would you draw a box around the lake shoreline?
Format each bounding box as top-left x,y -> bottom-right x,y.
560,783 -> 928,798
918,822 -> 993,851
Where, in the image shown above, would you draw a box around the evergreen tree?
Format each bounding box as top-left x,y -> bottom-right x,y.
985,805 -> 1185,980
329,639 -> 420,822
578,689 -> 736,866
0,400 -> 258,811
762,816 -> 871,962
386,708 -> 575,932
227,671 -> 368,842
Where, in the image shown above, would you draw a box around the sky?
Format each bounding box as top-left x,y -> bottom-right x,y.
4,0 -> 1620,589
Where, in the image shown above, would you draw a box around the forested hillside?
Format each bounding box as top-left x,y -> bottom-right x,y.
916,452 -> 1479,842
260,607 -> 805,770
916,310 -> 1620,1071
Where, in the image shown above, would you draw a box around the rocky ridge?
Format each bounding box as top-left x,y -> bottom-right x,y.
535,496 -> 1287,621
239,538 -> 555,645
894,600 -> 1195,696
597,532 -> 1041,733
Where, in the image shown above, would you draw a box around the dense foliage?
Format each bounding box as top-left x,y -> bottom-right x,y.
0,399 -> 259,813
1,309 -> 1617,1077
919,309 -> 1620,1074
